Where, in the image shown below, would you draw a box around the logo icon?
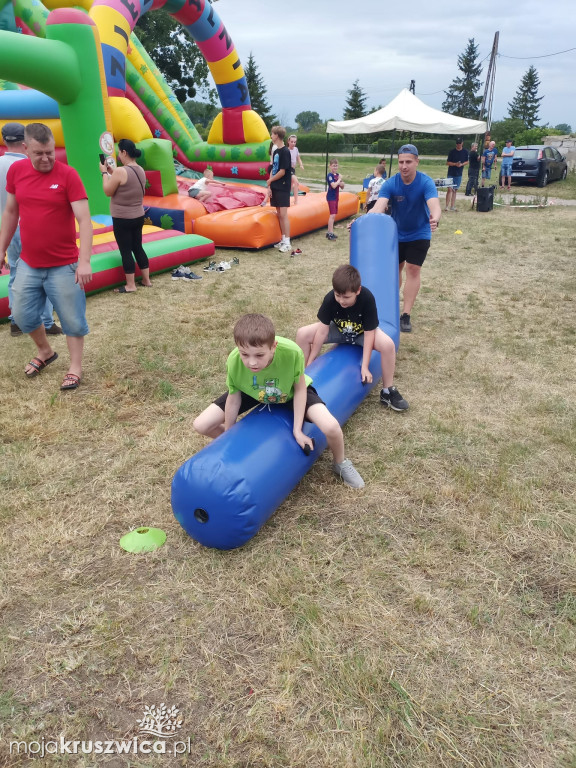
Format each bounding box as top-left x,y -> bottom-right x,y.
136,704 -> 183,738
50,184 -> 59,189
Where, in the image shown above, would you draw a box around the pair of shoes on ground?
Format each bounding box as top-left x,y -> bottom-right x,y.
291,248 -> 303,256
380,386 -> 409,411
203,258 -> 239,272
326,232 -> 338,240
12,322 -> 62,336
331,458 -> 365,489
400,313 -> 412,333
172,265 -> 202,281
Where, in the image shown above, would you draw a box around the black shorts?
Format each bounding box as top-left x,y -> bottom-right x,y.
398,239 -> 430,267
213,385 -> 324,422
270,188 -> 290,208
365,199 -> 377,212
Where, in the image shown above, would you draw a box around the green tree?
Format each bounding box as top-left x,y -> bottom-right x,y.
184,100 -> 219,129
135,10 -> 215,104
554,123 -> 572,134
295,110 -> 321,132
442,38 -> 483,118
343,80 -> 368,120
244,52 -> 277,128
489,117 -> 526,147
507,66 -> 544,129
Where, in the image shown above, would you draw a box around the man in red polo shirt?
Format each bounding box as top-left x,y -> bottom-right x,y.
0,123 -> 93,390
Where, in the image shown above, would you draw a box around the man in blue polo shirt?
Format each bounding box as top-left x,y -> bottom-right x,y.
369,144 -> 442,333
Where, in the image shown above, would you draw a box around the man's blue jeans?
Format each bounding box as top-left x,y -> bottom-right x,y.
7,227 -> 55,329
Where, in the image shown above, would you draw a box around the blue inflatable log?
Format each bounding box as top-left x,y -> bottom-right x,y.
172,213 -> 399,549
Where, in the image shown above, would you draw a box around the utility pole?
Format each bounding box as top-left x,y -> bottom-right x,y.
478,32 -> 499,147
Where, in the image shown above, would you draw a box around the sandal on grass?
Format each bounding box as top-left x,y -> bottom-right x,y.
114,286 -> 136,293
60,373 -> 81,391
25,352 -> 58,378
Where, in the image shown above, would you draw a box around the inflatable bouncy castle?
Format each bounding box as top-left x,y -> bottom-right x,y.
0,0 -> 358,319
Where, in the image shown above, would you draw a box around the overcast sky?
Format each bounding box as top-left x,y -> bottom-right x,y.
216,0 -> 575,131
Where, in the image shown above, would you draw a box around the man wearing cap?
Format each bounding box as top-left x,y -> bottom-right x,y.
500,140 -> 515,191
369,144 -> 441,333
1,122 -> 62,337
445,137 -> 469,211
0,123 -> 92,390
465,142 -> 481,196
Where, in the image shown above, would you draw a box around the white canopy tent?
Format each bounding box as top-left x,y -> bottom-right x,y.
326,88 -> 487,135
326,88 -> 487,179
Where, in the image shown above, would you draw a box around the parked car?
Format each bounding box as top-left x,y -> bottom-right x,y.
509,145 -> 568,187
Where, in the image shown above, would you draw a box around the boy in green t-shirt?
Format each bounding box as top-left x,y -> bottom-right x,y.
193,313 -> 365,489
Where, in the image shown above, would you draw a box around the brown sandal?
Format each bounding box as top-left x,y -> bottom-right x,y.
60,373 -> 81,391
25,352 -> 58,378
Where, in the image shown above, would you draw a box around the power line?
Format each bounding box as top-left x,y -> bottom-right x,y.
499,46 -> 576,60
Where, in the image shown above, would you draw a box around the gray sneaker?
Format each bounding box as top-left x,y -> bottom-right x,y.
380,386 -> 409,411
332,458 -> 365,489
400,313 -> 412,333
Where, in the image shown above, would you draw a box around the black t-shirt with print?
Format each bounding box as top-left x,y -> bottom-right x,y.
317,286 -> 379,344
270,146 -> 292,191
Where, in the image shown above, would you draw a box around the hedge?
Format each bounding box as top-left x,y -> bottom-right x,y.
295,134 -> 477,156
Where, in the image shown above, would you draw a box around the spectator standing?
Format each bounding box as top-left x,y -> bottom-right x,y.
326,158 -> 344,240
0,123 -> 61,336
465,142 -> 481,196
445,137 -> 469,211
481,141 -> 498,187
101,138 -> 151,293
500,140 -> 515,191
268,126 -> 292,253
0,123 -> 92,389
288,135 -> 304,206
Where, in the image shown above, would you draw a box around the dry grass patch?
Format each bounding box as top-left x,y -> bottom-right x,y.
0,204 -> 575,767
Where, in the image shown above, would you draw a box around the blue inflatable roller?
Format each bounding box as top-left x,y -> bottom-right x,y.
171,213 -> 399,549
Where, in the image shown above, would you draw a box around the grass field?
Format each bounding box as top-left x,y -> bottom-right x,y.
0,194 -> 575,766
299,154 -> 576,200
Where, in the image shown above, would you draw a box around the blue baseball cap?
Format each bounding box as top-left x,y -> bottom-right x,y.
398,144 -> 418,157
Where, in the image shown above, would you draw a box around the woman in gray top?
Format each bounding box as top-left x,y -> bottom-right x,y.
100,139 -> 151,293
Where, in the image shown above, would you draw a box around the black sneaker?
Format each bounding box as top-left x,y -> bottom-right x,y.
380,386 -> 409,411
400,313 -> 412,333
10,322 -> 23,337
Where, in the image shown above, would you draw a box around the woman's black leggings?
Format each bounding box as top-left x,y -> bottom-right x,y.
112,216 -> 149,275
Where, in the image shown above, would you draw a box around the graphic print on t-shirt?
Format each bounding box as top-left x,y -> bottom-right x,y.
253,376 -> 288,404
333,318 -> 363,343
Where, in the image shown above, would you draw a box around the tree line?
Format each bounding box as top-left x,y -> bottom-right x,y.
134,17 -> 572,144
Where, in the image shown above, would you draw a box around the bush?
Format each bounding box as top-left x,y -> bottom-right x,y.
377,138 -> 458,156
299,133 -> 346,152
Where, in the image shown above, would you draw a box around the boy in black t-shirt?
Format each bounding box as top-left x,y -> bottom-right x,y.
267,125 -> 292,253
295,265 -> 409,411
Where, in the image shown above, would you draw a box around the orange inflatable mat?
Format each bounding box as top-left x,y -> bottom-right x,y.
194,191 -> 359,249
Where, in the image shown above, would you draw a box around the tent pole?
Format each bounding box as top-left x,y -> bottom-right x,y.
388,129 -> 396,178
325,133 -> 329,191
